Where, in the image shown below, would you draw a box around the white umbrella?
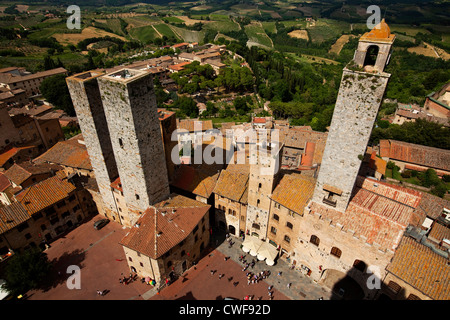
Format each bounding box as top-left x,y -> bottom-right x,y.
241,236 -> 262,255
265,259 -> 275,266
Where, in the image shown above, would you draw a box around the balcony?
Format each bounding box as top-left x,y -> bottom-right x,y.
322,197 -> 337,207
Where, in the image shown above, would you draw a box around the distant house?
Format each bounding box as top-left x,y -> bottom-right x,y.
379,139 -> 450,176
423,82 -> 450,119
0,67 -> 67,97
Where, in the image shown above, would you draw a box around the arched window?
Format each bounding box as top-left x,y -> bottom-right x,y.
407,294 -> 421,300
363,45 -> 379,67
284,235 -> 290,243
286,222 -> 293,230
310,235 -> 320,246
272,214 -> 279,221
330,247 -> 342,259
353,259 -> 367,272
252,223 -> 260,230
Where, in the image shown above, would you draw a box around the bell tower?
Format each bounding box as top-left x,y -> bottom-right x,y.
311,20 -> 395,213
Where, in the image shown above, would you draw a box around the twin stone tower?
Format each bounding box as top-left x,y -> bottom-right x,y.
66,19 -> 395,228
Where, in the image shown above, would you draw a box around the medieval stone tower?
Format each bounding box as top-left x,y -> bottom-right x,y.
246,140 -> 282,238
97,69 -> 170,225
67,68 -> 170,226
311,19 -> 395,213
66,71 -> 120,220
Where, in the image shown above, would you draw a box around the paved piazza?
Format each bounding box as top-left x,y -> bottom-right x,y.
26,215 -> 332,300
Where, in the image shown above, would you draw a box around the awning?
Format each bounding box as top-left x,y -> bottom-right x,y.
257,241 -> 278,266
242,236 -> 263,255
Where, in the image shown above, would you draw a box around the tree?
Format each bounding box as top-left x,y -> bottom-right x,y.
173,96 -> 198,118
3,247 -> 52,297
40,74 -> 75,116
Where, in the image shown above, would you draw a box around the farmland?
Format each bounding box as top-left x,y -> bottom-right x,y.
0,0 -> 448,75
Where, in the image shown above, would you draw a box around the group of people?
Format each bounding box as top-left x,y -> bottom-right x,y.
119,273 -> 137,285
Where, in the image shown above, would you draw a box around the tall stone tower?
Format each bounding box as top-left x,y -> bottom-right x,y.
246,140 -> 282,239
66,71 -> 119,220
97,69 -> 170,225
311,19 -> 395,213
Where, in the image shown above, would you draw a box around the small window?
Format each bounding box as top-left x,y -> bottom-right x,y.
128,257 -> 133,262
135,194 -> 140,200
353,259 -> 367,272
286,222 -> 293,230
387,281 -> 401,294
270,226 -> 277,234
119,138 -> 124,148
252,223 -> 260,230
330,247 -> 342,259
284,235 -> 290,243
310,235 -> 320,246
272,214 -> 279,221
139,262 -> 144,267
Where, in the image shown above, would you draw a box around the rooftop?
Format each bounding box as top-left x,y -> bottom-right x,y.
386,235 -> 450,300
271,173 -> 316,215
379,139 -> 450,172
0,202 -> 30,234
34,135 -> 92,170
119,194 -> 210,259
213,166 -> 249,204
15,175 -> 76,216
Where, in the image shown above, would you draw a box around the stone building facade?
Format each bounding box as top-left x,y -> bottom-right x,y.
97,69 -> 170,226
311,19 -> 394,214
66,72 -> 119,222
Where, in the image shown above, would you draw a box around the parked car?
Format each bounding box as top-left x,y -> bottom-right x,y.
93,219 -> 109,230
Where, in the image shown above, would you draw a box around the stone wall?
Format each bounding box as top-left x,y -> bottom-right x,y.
312,69 -> 390,213
66,73 -> 119,219
97,69 -> 170,225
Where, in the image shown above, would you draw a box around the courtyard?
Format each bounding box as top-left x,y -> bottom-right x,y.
24,214 -> 332,300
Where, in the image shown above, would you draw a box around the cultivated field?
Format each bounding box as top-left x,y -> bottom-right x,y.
52,27 -> 127,45
288,29 -> 309,41
329,34 -> 355,55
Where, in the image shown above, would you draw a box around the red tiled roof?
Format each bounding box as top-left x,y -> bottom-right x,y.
386,236 -> 450,300
213,168 -> 249,203
253,118 -> 266,124
119,194 -> 210,259
380,140 -> 450,171
309,177 -> 427,251
0,202 -> 30,234
34,135 -> 92,170
0,146 -> 35,168
0,172 -> 11,192
15,176 -> 76,215
271,174 -> 315,214
4,162 -> 62,186
110,177 -> 122,192
171,165 -> 219,198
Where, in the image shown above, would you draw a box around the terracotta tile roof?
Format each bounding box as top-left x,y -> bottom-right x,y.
386,236 -> 450,300
271,174 -> 316,214
0,172 -> 11,192
171,165 -> 219,198
253,117 -> 266,124
369,151 -> 387,175
284,127 -> 328,150
0,67 -> 67,84
0,146 -> 36,168
0,202 -> 30,234
213,169 -> 249,203
119,194 -> 210,259
34,135 -> 92,170
176,119 -> 213,132
4,162 -> 62,186
415,192 -> 450,220
428,222 -> 450,244
380,139 -> 450,171
309,177 -> 427,251
15,176 -> 76,215
110,177 -> 123,192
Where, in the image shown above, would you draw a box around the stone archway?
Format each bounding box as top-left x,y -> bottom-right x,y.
320,269 -> 365,300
